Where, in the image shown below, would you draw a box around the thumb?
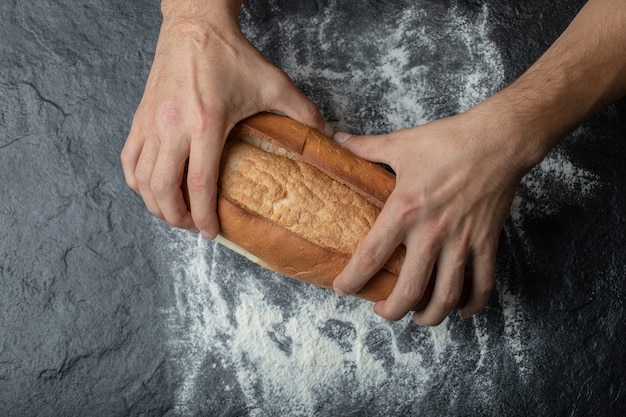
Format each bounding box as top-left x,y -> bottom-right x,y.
333,131 -> 390,164
270,76 -> 334,137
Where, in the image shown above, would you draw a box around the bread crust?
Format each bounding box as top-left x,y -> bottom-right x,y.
217,196 -> 398,301
210,112 -> 407,302
232,112 -> 396,209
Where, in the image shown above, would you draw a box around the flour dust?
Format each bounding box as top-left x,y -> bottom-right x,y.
162,1 -> 599,414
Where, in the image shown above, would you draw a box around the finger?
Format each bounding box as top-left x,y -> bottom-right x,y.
373,241 -> 437,321
333,206 -> 405,296
267,73 -> 333,137
120,126 -> 145,193
333,132 -> 391,165
413,269 -> 436,312
134,137 -> 163,219
455,265 -> 473,311
412,246 -> 466,326
457,250 -> 495,318
150,132 -> 196,231
187,126 -> 226,239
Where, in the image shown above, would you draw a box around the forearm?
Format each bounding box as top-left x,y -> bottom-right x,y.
481,0 -> 626,170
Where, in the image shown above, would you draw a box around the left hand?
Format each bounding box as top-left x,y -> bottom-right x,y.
332,106 -> 529,325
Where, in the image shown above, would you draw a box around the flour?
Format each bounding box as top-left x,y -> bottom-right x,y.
241,2 -> 505,133
167,233 -> 433,414
163,1 -> 599,414
510,135 -> 599,238
496,282 -> 530,378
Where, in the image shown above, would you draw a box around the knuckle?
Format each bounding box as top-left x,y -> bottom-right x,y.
474,279 -> 495,300
453,241 -> 471,260
434,277 -> 463,312
150,173 -> 178,196
157,99 -> 226,138
300,100 -> 322,124
190,109 -> 221,138
134,165 -> 152,188
390,193 -> 423,225
353,247 -> 383,275
186,170 -> 211,193
438,290 -> 460,312
119,145 -> 135,167
394,281 -> 423,306
157,99 -> 184,130
164,210 -> 187,228
448,249 -> 469,272
481,237 -> 499,257
425,214 -> 451,241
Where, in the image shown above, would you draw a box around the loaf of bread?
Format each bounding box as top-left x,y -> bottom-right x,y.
213,112 -> 406,302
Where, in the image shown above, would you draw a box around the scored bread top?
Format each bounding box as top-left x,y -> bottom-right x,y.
219,113 -> 404,281
220,139 -> 403,273
222,140 -> 372,253
232,112 -> 396,210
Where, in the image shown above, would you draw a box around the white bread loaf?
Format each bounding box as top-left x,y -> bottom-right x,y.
208,112 -> 412,302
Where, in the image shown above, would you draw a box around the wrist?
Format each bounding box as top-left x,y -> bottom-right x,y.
161,0 -> 242,27
468,0 -> 626,176
466,93 -> 555,179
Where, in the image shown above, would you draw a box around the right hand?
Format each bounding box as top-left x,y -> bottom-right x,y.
332,107 -> 526,325
121,6 -> 330,239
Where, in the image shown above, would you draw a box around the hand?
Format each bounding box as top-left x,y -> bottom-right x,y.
330,0 -> 626,326
332,106 -> 530,325
121,6 -> 330,238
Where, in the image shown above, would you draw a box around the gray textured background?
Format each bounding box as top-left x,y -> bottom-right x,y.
1,0 -> 625,416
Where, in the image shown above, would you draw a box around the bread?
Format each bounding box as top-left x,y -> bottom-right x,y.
213,112 -> 407,302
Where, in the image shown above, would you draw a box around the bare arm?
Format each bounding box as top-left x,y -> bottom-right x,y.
490,0 -> 626,168
333,0 -> 626,325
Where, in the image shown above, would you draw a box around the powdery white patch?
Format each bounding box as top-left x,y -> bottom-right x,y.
428,317 -> 453,360
241,1 -> 505,132
163,235 -> 222,412
166,232 -> 440,415
229,290 -> 422,413
495,282 -> 530,379
510,141 -> 599,238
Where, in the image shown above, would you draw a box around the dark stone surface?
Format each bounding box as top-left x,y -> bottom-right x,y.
1,0 -> 625,416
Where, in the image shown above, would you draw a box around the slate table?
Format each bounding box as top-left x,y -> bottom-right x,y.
1,1 -> 625,416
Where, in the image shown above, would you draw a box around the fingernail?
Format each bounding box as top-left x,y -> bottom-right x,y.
458,310 -> 472,319
333,132 -> 351,144
372,302 -> 383,316
324,122 -> 335,137
334,286 -> 348,297
201,230 -> 214,240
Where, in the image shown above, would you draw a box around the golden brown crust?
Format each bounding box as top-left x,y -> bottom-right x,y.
217,196 -> 398,302
219,139 -> 401,266
213,112 -> 407,303
233,112 -> 396,209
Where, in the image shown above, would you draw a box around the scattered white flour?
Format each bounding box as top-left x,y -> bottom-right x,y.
166,233 -> 431,414
510,128 -> 599,240
161,1 -> 600,414
495,282 -> 529,378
